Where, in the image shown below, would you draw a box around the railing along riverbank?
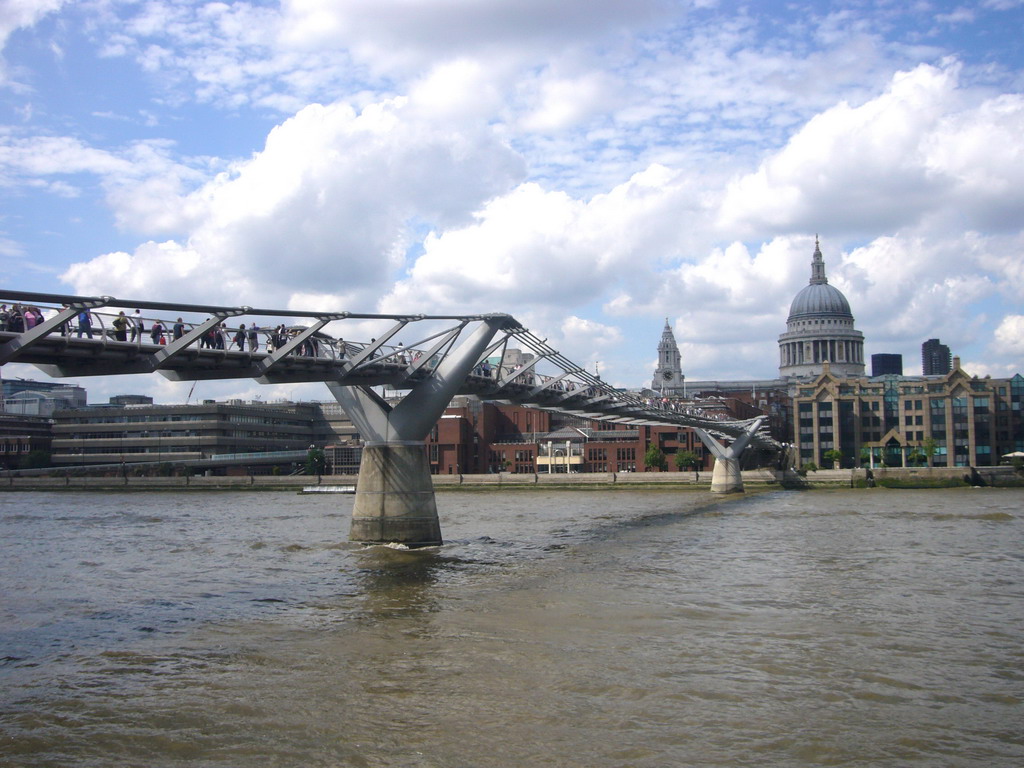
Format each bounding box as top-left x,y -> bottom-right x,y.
2,466 -> 1020,491
0,470 -> 751,491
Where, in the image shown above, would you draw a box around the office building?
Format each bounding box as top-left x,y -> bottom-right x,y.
871,353 -> 903,377
2,376 -> 87,416
793,360 -> 1024,468
50,400 -> 356,474
0,413 -> 53,470
425,397 -> 727,475
922,338 -> 952,376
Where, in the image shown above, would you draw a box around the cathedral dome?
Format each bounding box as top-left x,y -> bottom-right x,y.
788,281 -> 852,320
777,237 -> 865,380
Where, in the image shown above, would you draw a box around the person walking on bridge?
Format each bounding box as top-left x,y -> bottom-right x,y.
77,309 -> 94,338
112,311 -> 129,342
130,309 -> 145,342
233,323 -> 247,351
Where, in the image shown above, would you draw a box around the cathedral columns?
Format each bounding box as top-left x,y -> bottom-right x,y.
777,238 -> 866,379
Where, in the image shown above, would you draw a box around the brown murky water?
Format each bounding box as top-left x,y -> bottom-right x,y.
2,488 -> 1022,766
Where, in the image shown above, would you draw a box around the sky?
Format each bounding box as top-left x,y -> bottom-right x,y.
1,0 -> 1023,404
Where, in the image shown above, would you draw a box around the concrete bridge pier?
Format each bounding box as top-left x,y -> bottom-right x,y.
327,317 -> 508,547
695,417 -> 765,494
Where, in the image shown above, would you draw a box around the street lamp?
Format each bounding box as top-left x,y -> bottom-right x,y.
307,444 -> 322,478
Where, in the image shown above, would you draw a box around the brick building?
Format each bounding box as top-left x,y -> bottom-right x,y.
0,413 -> 53,470
426,397 -> 718,475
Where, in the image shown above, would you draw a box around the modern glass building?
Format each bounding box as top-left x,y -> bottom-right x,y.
793,360 -> 1024,468
871,353 -> 903,377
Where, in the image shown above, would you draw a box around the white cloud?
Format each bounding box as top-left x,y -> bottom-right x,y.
716,62 -> 1024,241
921,93 -> 1024,230
993,315 -> 1024,357
982,0 -> 1024,10
933,6 -> 976,25
558,315 -> 623,355
607,237 -> 805,323
407,58 -> 504,122
69,0 -> 669,116
975,232 -> 1024,298
0,0 -> 67,84
0,134 -> 133,177
0,133 -> 218,237
0,233 -> 24,257
383,164 -> 700,314
61,241 -> 203,299
278,0 -> 668,70
518,72 -> 619,133
842,233 -> 997,349
718,63 -> 968,235
62,96 -> 525,307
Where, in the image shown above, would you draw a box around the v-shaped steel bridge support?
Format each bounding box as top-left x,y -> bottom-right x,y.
325,318 -> 508,547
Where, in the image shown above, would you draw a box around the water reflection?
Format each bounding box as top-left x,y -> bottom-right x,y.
350,546 -> 450,619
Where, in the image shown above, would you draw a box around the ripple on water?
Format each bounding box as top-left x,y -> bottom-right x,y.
1,488 -> 1023,768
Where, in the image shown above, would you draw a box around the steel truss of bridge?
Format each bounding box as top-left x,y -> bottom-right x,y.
3,288 -> 784,545
0,289 -> 776,451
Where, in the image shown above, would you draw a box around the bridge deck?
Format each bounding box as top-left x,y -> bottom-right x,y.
0,290 -> 779,451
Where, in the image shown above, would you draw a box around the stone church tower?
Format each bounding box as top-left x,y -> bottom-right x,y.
651,319 -> 685,394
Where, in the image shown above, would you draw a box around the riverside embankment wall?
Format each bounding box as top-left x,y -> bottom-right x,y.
3,466 -> 1019,491
0,470 -> 738,491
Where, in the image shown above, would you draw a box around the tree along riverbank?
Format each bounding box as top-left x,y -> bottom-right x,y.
1,466 -> 1020,491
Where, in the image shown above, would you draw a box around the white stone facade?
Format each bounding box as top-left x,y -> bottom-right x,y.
778,239 -> 865,379
651,319 -> 685,394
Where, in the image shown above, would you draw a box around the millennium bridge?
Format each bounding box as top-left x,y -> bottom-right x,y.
1,289 -> 780,546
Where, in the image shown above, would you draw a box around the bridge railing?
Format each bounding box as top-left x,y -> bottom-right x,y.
4,301 -> 347,359
0,289 -> 779,451
0,296 -> 435,367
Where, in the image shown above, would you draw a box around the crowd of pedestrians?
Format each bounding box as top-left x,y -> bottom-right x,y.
0,303 -> 45,332
6,302 -> 744,428
6,304 -> 389,366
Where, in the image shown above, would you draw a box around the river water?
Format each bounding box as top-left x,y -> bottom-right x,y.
1,487 -> 1022,767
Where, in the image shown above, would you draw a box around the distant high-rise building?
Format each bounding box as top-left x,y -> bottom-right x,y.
922,339 -> 952,376
1,376 -> 87,415
871,353 -> 903,377
2,376 -> 87,403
